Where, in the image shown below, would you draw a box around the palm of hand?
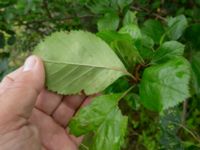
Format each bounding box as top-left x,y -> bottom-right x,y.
1,89 -> 91,150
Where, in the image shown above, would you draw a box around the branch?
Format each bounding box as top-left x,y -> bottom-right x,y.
131,5 -> 166,21
43,0 -> 53,19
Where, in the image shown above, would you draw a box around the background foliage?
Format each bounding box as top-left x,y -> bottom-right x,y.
0,0 -> 200,149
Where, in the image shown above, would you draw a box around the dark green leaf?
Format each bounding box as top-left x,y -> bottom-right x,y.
140,57 -> 191,111
141,19 -> 165,44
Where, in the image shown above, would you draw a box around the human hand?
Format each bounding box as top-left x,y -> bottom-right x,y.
0,56 -> 92,150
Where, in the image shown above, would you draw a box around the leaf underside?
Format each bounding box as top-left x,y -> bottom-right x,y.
34,31 -> 127,95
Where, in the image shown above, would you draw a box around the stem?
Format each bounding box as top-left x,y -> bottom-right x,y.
118,85 -> 135,101
172,122 -> 200,144
181,100 -> 187,125
80,143 -> 89,150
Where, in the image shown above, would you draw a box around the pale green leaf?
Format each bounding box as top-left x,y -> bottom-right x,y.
152,41 -> 185,63
69,94 -> 128,150
123,10 -> 138,26
167,15 -> 188,40
119,24 -> 142,41
140,57 -> 191,111
34,31 -> 127,95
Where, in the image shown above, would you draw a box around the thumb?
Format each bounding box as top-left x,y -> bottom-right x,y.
0,55 -> 45,122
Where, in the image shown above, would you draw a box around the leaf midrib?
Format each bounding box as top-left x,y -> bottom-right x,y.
44,59 -> 130,75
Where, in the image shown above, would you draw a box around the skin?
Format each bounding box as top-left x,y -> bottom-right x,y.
0,56 -> 92,150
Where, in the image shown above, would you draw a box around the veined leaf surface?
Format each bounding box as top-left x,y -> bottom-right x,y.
34,31 -> 127,95
69,94 -> 128,150
140,57 -> 191,111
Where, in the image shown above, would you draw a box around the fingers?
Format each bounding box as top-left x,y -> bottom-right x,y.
35,89 -> 63,115
0,55 -> 45,123
52,95 -> 86,127
30,108 -> 78,150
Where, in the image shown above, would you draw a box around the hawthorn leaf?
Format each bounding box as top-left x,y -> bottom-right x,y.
69,94 -> 128,150
167,15 -> 188,40
111,40 -> 143,71
97,12 -> 119,31
152,41 -> 185,63
92,107 -> 128,150
97,31 -> 143,71
34,31 -> 127,95
97,31 -> 133,45
140,57 -> 191,111
123,10 -> 138,26
119,24 -> 142,41
141,19 -> 164,44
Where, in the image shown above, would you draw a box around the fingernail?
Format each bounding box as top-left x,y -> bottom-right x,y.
23,56 -> 36,72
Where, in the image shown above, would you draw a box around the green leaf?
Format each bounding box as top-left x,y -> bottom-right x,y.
69,94 -> 128,150
97,30 -> 143,71
191,52 -> 200,96
92,107 -> 128,150
140,57 -> 191,111
167,15 -> 188,40
141,19 -> 164,44
184,24 -> 200,50
34,31 -> 127,95
111,40 -> 143,71
123,10 -> 138,26
97,12 -> 119,31
119,24 -> 142,41
152,41 -> 185,63
97,31 -> 133,45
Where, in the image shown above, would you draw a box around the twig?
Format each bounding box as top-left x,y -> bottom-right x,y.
131,5 -> 166,21
181,100 -> 187,125
43,0 -> 53,19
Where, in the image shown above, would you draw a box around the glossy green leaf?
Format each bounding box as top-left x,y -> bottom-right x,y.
140,57 -> 191,111
97,12 -> 119,31
69,94 -> 128,150
167,15 -> 188,40
34,31 -> 127,95
152,41 -> 185,63
141,19 -> 165,44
